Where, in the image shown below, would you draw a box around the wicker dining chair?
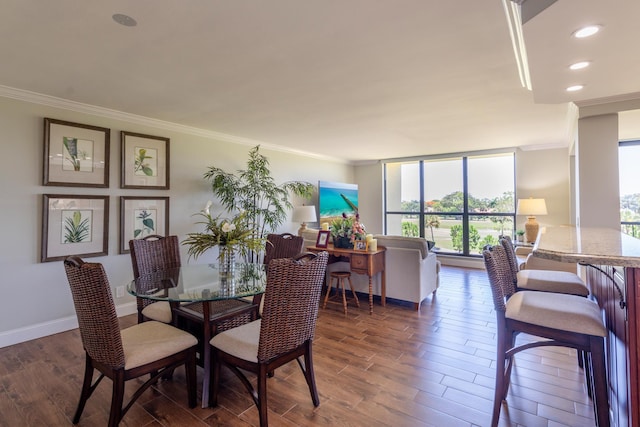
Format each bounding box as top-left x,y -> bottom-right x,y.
63,256 -> 198,427
263,232 -> 304,265
209,251 -> 329,427
483,245 -> 609,427
129,235 -> 181,323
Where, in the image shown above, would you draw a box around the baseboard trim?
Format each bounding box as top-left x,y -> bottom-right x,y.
0,302 -> 137,348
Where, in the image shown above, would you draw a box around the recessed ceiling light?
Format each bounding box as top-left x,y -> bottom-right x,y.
569,61 -> 590,70
112,13 -> 137,27
573,25 -> 600,38
566,85 -> 584,92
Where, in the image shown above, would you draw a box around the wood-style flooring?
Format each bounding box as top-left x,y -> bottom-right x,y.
0,265 -> 598,426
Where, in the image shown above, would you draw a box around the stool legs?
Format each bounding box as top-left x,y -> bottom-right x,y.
323,273 -> 358,314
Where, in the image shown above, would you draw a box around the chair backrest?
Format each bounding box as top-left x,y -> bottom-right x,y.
63,256 -> 125,368
258,252 -> 329,362
263,233 -> 304,266
499,236 -> 520,285
129,235 -> 182,278
482,245 -> 517,313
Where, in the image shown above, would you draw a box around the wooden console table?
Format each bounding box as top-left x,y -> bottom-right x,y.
306,244 -> 386,315
533,226 -> 640,427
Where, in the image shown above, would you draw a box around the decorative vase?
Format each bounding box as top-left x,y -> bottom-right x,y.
218,245 -> 236,280
334,236 -> 354,249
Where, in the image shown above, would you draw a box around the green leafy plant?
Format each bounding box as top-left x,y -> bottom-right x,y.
450,224 -> 480,253
64,211 -> 90,243
134,148 -> 154,176
182,202 -> 264,261
202,146 -> 313,262
330,212 -> 366,243
402,221 -> 419,237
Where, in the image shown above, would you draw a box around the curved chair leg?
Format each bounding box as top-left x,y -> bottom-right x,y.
302,341 -> 320,406
73,354 -> 96,424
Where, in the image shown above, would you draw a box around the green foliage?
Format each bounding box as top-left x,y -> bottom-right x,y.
426,215 -> 440,241
402,221 -> 419,237
64,211 -> 90,243
183,208 -> 264,261
331,214 -> 366,241
201,146 -> 313,262
450,224 -> 480,252
479,235 -> 497,251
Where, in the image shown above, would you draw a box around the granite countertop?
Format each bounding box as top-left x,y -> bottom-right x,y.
533,226 -> 640,268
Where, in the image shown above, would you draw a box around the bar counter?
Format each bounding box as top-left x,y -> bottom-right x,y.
532,226 -> 640,427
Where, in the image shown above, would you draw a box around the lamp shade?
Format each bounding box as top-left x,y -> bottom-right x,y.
516,198 -> 547,216
292,205 -> 317,223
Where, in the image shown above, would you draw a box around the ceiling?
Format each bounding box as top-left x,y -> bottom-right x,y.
1,0 -> 639,162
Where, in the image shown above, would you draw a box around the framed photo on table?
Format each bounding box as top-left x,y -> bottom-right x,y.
41,194 -> 109,262
316,230 -> 330,248
43,118 -> 110,187
121,131 -> 170,189
119,196 -> 169,254
354,239 -> 368,251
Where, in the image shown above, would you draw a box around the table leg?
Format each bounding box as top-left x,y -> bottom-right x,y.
368,275 -> 373,315
201,302 -> 212,408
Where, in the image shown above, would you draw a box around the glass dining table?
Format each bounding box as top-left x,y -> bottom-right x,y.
127,263 -> 266,407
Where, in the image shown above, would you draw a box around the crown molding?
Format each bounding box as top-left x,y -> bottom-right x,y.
0,85 -> 348,164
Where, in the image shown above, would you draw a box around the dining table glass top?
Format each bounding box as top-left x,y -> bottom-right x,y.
127,263 -> 266,302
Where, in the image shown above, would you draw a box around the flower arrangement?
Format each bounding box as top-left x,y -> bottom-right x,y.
182,201 -> 264,261
330,212 -> 366,247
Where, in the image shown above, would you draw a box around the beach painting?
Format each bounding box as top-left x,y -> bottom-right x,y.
318,181 -> 358,222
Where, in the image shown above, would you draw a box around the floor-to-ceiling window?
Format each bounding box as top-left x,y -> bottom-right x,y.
384,151 -> 515,256
620,140 -> 640,238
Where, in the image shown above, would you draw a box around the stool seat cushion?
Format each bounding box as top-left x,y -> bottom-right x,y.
517,270 -> 589,296
506,291 -> 606,337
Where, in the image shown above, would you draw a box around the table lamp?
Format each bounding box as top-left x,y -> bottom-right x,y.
516,198 -> 547,244
292,205 -> 317,236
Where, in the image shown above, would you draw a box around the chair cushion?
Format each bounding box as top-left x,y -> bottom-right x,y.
141,301 -> 173,324
121,321 -> 197,370
210,319 -> 261,362
517,270 -> 589,297
506,291 -> 606,337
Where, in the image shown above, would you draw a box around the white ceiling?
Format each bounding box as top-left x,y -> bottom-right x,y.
1,0 -> 639,162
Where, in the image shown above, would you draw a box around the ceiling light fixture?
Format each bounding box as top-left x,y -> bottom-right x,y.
112,13 -> 137,27
566,85 -> 584,92
569,61 -> 590,70
573,25 -> 600,39
501,0 -> 532,90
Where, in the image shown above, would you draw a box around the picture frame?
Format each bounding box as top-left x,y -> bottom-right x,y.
121,131 -> 170,189
41,194 -> 109,262
43,118 -> 110,187
354,239 -> 368,251
119,196 -> 170,254
315,230 -> 331,248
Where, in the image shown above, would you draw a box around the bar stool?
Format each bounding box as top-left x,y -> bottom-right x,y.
323,271 -> 359,314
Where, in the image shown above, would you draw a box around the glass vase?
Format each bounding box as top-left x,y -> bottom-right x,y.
218,245 -> 236,280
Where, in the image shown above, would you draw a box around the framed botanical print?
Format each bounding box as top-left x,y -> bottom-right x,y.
119,196 -> 170,254
41,194 -> 109,262
43,118 -> 110,187
121,131 -> 170,189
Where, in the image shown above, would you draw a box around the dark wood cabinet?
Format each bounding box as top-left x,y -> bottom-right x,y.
586,264 -> 639,427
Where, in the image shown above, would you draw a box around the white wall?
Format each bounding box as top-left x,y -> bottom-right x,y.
0,96 -> 353,347
576,114 -> 621,228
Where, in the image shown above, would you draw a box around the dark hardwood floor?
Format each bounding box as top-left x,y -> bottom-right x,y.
0,265 -> 597,426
